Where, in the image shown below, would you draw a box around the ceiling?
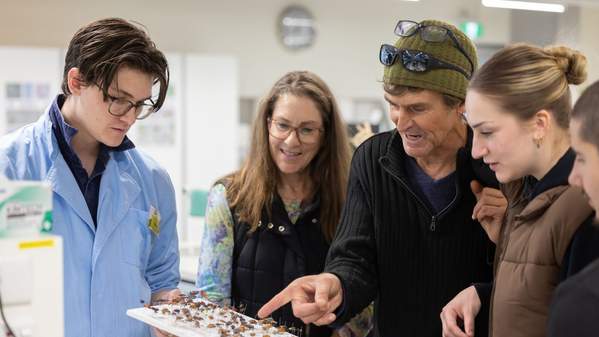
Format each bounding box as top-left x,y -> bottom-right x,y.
516,0 -> 599,8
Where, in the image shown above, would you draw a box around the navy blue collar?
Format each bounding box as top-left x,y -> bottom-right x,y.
523,148 -> 575,201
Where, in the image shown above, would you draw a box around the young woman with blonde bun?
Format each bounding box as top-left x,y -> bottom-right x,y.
441,44 -> 599,337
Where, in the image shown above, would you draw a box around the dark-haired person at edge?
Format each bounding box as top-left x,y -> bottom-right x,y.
196,71 -> 372,337
441,44 -> 599,337
0,18 -> 180,337
547,80 -> 599,337
256,19 -> 508,337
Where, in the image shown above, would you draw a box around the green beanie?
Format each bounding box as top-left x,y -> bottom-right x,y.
383,19 -> 478,100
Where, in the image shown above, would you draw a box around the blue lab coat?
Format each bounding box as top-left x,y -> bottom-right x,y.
0,106 -> 180,337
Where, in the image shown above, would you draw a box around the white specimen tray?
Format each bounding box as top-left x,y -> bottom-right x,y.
127,298 -> 297,337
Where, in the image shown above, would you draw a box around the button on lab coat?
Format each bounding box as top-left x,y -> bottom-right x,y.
0,108 -> 180,337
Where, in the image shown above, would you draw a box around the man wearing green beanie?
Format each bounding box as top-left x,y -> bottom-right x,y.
258,19 -> 506,337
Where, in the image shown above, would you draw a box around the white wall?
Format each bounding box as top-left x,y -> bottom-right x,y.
0,0 -> 512,100
2,0 -> 597,98
580,7 -> 599,88
183,54 -> 239,190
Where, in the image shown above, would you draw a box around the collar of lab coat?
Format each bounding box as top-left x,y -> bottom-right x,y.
37,103 -> 141,249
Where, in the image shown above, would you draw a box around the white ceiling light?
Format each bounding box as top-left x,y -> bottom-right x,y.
482,0 -> 566,12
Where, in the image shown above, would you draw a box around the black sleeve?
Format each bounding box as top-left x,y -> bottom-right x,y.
473,282 -> 492,332
559,214 -> 599,281
547,278 -> 599,337
470,155 -> 499,189
324,144 -> 378,325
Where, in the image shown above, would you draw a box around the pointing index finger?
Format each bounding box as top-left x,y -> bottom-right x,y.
257,287 -> 293,318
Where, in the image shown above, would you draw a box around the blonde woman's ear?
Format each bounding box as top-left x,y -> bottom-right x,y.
534,109 -> 552,129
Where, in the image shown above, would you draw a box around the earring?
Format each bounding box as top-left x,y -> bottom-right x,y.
533,137 -> 542,149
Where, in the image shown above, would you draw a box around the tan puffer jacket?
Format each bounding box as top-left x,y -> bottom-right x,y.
489,181 -> 592,337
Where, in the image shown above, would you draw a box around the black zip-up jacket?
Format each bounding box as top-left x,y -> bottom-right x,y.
232,194 -> 333,337
325,129 -> 496,337
548,255 -> 599,337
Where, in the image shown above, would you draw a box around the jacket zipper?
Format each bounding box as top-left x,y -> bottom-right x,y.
382,158 -> 460,232
432,188 -> 460,230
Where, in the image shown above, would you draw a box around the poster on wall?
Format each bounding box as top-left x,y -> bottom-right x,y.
4,81 -> 52,132
133,107 -> 176,145
0,47 -> 61,135
131,84 -> 176,146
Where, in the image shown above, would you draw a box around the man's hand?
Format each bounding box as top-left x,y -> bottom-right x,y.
440,286 -> 481,337
471,180 -> 507,244
258,273 -> 343,326
152,289 -> 181,337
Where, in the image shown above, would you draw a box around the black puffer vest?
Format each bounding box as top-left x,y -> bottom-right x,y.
232,193 -> 333,337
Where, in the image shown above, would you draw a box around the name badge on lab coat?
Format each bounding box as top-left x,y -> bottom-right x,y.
148,206 -> 161,236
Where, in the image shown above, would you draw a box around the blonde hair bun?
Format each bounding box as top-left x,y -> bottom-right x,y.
544,46 -> 588,85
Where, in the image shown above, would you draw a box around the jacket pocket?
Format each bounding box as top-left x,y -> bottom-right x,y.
119,208 -> 152,268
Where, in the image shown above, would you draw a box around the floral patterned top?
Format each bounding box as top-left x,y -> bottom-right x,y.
196,183 -> 372,337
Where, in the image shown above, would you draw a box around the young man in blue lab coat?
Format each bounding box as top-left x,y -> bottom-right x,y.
0,18 -> 180,337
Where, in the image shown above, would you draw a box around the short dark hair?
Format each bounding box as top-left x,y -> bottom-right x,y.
572,80 -> 599,151
383,83 -> 463,108
61,18 -> 169,111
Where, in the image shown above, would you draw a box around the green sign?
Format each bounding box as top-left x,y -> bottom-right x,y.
460,21 -> 484,40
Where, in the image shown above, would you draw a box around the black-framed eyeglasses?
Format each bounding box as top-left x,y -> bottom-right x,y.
394,20 -> 474,76
379,44 -> 471,79
105,94 -> 157,120
267,117 -> 324,144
